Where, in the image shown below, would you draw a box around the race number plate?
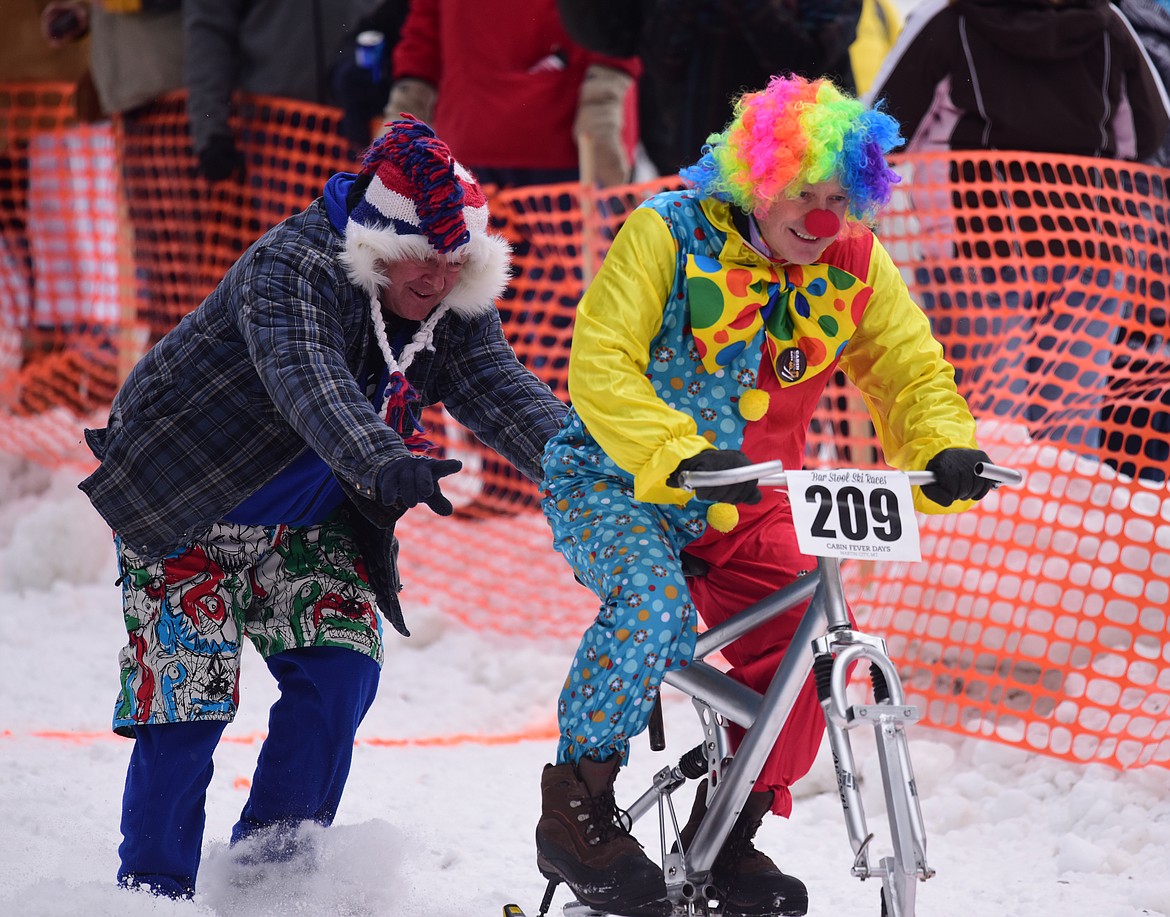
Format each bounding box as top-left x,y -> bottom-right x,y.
785,469 -> 922,562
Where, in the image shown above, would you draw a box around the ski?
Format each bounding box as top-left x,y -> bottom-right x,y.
502,901 -> 607,917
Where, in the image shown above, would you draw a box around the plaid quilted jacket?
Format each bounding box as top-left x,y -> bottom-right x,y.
79,199 -> 567,632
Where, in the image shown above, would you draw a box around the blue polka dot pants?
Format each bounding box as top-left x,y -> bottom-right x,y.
543,471 -> 704,766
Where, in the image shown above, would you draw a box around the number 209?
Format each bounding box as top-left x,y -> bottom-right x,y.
807,485 -> 902,542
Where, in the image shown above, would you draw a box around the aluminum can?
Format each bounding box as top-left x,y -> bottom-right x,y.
355,30 -> 386,74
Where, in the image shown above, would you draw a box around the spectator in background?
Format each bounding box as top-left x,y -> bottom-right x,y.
382,0 -> 639,515
36,0 -> 185,364
183,0 -> 377,182
556,0 -> 862,176
1117,0 -> 1170,167
1092,1 -> 1170,482
386,0 -> 640,190
0,0 -> 91,375
0,0 -> 146,413
868,0 -> 1170,483
864,0 -> 1170,271
866,0 -> 1170,160
330,0 -> 411,155
43,0 -> 184,123
849,0 -> 902,96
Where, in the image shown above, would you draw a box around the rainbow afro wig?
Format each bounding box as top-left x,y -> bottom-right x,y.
679,74 -> 904,223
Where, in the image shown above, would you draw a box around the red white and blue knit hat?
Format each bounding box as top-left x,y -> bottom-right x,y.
340,116 -> 510,318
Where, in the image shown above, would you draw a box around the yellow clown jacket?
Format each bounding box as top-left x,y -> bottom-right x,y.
547,188 -> 981,554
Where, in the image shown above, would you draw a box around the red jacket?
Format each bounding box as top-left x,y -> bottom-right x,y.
391,0 -> 639,171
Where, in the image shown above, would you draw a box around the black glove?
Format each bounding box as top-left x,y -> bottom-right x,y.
332,56 -> 392,150
197,134 -> 245,183
376,455 -> 463,516
668,449 -> 763,505
921,448 -> 993,506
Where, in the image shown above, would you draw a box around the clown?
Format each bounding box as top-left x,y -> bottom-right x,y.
534,75 -> 995,917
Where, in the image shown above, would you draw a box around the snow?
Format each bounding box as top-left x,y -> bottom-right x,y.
0,454 -> 1167,917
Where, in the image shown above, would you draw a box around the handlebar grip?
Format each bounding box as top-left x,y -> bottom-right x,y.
676,458 -> 785,491
974,462 -> 1024,486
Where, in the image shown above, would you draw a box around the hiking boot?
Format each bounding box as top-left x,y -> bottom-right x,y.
676,781 -> 808,917
535,758 -> 670,917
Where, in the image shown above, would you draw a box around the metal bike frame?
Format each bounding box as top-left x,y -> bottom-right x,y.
584,463 -> 1022,917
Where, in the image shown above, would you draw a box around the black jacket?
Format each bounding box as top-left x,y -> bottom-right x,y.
1117,0 -> 1170,166
867,0 -> 1170,159
557,0 -> 861,175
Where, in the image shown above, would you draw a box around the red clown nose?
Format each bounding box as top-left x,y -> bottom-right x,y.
803,209 -> 841,238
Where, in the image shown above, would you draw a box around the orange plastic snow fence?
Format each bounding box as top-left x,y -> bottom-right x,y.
0,87 -> 1166,769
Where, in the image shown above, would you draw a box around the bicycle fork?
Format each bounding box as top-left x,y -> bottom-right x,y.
813,559 -> 934,917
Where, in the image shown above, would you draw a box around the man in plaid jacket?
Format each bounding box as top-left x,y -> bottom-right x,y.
79,116 -> 567,899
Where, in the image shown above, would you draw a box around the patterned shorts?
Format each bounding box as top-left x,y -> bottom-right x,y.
112,517 -> 383,735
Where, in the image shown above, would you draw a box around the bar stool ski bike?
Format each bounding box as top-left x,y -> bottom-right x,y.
506,459 -> 1023,917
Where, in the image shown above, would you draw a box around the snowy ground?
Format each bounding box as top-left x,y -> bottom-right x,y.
0,456 -> 1167,917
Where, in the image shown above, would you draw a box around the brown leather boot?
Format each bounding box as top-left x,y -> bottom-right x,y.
535,758 -> 670,917
676,781 -> 808,917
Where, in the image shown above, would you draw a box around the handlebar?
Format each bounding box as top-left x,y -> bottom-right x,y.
677,460 -> 1024,491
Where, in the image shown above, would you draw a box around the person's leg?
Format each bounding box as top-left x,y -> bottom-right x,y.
688,560 -> 827,819
537,755 -> 670,917
117,721 -> 226,898
232,517 -> 384,856
112,526 -> 261,895
544,484 -> 698,767
686,516 -> 829,816
536,470 -> 698,915
231,646 -> 380,852
26,125 -> 120,345
683,520 -> 820,916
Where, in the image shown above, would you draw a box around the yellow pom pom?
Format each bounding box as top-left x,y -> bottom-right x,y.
738,388 -> 770,422
706,502 -> 739,533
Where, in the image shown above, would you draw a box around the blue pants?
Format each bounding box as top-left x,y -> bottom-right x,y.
117,646 -> 379,897
541,468 -> 702,767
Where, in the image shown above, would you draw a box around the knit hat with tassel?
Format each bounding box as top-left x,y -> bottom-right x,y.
340,115 -> 511,314
340,116 -> 511,447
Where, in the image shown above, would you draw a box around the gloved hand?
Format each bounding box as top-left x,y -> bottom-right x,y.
668,449 -> 762,505
384,78 -> 437,126
921,448 -> 993,506
197,134 -> 245,183
332,56 -> 392,150
41,1 -> 89,46
574,64 -> 633,188
376,455 -> 463,516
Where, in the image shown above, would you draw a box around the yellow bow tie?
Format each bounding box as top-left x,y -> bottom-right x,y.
685,255 -> 872,385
